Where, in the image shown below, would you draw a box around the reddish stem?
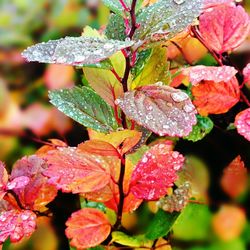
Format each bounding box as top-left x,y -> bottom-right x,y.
111,68 -> 122,83
119,0 -> 130,11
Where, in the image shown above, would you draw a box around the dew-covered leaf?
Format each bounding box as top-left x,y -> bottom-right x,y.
235,108 -> 250,142
116,85 -> 197,137
203,0 -> 234,9
129,143 -> 185,200
158,182 -> 191,213
49,86 -> 118,133
145,209 -> 180,240
191,77 -> 240,116
183,66 -> 237,85
131,46 -> 170,89
105,14 -> 126,41
221,156 -> 248,198
43,147 -> 117,194
134,0 -> 203,44
184,115 -> 214,142
66,208 -> 111,249
10,155 -> 57,211
88,129 -> 142,155
199,4 -> 250,54
6,176 -> 30,191
0,210 -> 36,244
243,63 -> 250,84
0,162 -> 8,200
22,36 -> 134,66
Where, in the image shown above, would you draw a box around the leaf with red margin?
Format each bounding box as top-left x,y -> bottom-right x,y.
0,210 -> 36,244
235,108 -> 250,142
129,143 -> 185,200
43,147 -> 118,194
10,155 -> 57,211
182,66 -> 237,85
65,208 -> 111,249
191,77 -> 240,116
116,85 -> 197,137
221,156 -> 248,198
199,4 -> 250,54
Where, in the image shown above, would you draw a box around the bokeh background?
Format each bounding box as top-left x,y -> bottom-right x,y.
0,1 -> 250,250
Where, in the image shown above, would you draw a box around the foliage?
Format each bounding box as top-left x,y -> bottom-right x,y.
0,0 -> 250,250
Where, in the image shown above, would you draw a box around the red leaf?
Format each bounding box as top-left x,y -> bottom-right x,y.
191,77 -> 240,116
235,108 -> 250,142
116,85 -> 197,137
243,63 -> 250,84
43,147 -> 116,194
199,4 -> 250,54
221,156 -> 248,198
65,208 -> 111,249
0,210 -> 36,244
129,143 -> 185,200
183,66 -> 237,85
0,162 -> 8,200
11,155 -> 57,211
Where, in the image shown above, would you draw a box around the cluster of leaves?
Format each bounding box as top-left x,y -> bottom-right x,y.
0,0 -> 250,250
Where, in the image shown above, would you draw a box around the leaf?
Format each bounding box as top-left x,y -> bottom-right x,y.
112,231 -> 152,247
88,129 -> 142,155
131,46 -> 170,89
0,210 -> 36,244
172,203 -> 211,240
212,205 -> 246,241
43,147 -> 120,194
116,85 -> 197,137
145,209 -> 180,240
22,36 -> 134,66
129,143 -> 185,200
10,155 -> 57,211
199,4 -> 250,54
220,156 -> 248,198
49,86 -> 118,133
184,115 -> 214,142
134,0 -> 203,43
235,108 -> 250,142
203,0 -> 234,9
0,162 -> 8,200
182,66 -> 238,85
191,77 -> 240,116
105,14 -> 126,41
243,63 -> 250,84
158,182 -> 191,213
66,208 -> 111,249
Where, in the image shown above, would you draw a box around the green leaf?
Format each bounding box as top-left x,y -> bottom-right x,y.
105,13 -> 126,41
173,203 -> 211,241
88,246 -> 105,250
134,0 -> 203,43
145,209 -> 180,240
131,46 -> 170,89
79,59 -> 113,70
49,86 -> 118,133
112,231 -> 153,247
102,0 -> 144,16
131,49 -> 152,79
184,115 -> 214,142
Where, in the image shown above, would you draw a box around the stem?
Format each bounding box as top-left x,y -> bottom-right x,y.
115,0 -> 138,229
119,0 -> 130,11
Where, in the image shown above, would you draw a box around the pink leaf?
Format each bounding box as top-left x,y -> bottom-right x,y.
235,108 -> 250,141
0,162 -> 8,200
129,143 -> 185,200
199,4 -> 250,54
43,147 -> 115,193
66,208 -> 111,249
11,155 -> 57,211
7,176 -> 30,190
116,85 -> 197,137
0,210 -> 36,244
182,66 -> 237,85
203,0 -> 234,9
243,63 -> 250,84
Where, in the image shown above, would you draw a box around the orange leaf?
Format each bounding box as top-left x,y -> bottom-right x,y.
221,156 -> 248,198
191,77 -> 240,116
66,208 -> 111,249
